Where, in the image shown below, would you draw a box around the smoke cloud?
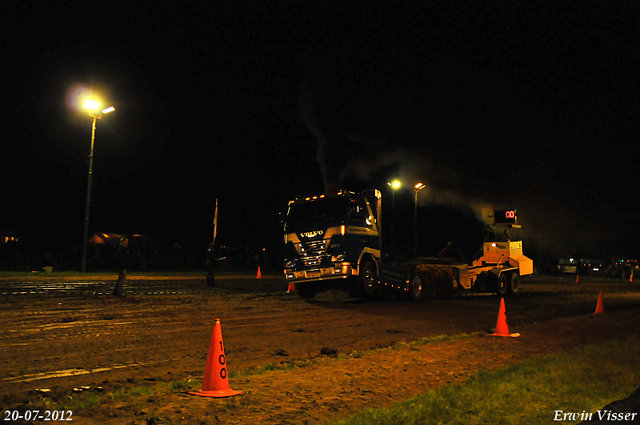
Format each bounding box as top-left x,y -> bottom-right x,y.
299,106 -> 626,259
298,57 -> 631,260
299,79 -> 348,194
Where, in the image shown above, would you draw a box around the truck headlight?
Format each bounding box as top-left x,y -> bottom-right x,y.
331,254 -> 345,262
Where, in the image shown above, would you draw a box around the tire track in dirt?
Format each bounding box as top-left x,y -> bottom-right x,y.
72,310 -> 640,425
2,277 -> 639,423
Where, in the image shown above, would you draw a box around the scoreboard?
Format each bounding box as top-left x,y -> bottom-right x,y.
494,210 -> 517,224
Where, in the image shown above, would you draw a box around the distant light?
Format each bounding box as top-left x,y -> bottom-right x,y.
101,106 -> 115,114
84,99 -> 100,111
388,179 -> 402,190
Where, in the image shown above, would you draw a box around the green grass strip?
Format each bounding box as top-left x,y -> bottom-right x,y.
326,334 -> 640,425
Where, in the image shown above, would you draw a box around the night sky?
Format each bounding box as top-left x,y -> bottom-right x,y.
3,1 -> 640,265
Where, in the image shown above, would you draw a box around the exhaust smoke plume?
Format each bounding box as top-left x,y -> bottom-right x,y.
299,80 -> 347,194
300,106 -> 626,259
298,64 -> 630,260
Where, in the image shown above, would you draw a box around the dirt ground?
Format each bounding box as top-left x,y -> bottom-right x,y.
1,274 -> 640,424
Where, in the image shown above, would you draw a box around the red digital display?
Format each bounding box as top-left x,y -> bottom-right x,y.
495,210 -> 517,223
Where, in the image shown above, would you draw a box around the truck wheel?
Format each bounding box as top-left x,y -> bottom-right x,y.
297,283 -> 317,299
497,274 -> 509,296
359,260 -> 380,298
508,272 -> 520,295
409,272 -> 427,302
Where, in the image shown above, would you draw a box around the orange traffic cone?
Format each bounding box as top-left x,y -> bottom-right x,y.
594,291 -> 605,314
287,282 -> 295,293
189,319 -> 242,398
256,266 -> 262,278
630,273 -> 633,283
575,273 -> 580,284
491,298 -> 520,337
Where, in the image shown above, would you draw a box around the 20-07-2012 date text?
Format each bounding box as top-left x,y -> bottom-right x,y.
4,410 -> 73,422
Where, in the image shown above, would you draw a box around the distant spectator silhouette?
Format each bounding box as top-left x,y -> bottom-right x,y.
113,238 -> 130,296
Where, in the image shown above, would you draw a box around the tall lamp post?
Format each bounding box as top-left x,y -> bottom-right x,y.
387,179 -> 401,252
81,99 -> 115,273
413,182 -> 426,258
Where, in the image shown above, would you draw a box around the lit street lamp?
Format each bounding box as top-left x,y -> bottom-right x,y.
387,179 -> 401,252
413,182 -> 427,258
81,99 -> 115,273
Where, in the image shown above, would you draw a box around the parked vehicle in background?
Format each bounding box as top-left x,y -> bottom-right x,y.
557,257 -> 579,274
605,258 -> 639,279
580,258 -> 603,275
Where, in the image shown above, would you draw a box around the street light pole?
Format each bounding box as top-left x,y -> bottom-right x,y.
387,180 -> 401,252
80,99 -> 114,272
413,183 -> 426,258
81,113 -> 99,273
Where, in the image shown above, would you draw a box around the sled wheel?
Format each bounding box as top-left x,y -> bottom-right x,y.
497,273 -> 509,296
508,272 -> 520,295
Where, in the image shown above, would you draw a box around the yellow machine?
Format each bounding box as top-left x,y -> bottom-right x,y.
382,209 -> 534,300
462,210 -> 534,295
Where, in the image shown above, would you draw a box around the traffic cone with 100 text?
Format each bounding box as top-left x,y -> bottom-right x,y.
189,319 -> 242,398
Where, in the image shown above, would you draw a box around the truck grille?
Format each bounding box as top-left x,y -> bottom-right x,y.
294,239 -> 329,267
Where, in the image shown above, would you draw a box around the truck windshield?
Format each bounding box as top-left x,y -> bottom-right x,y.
285,197 -> 348,232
